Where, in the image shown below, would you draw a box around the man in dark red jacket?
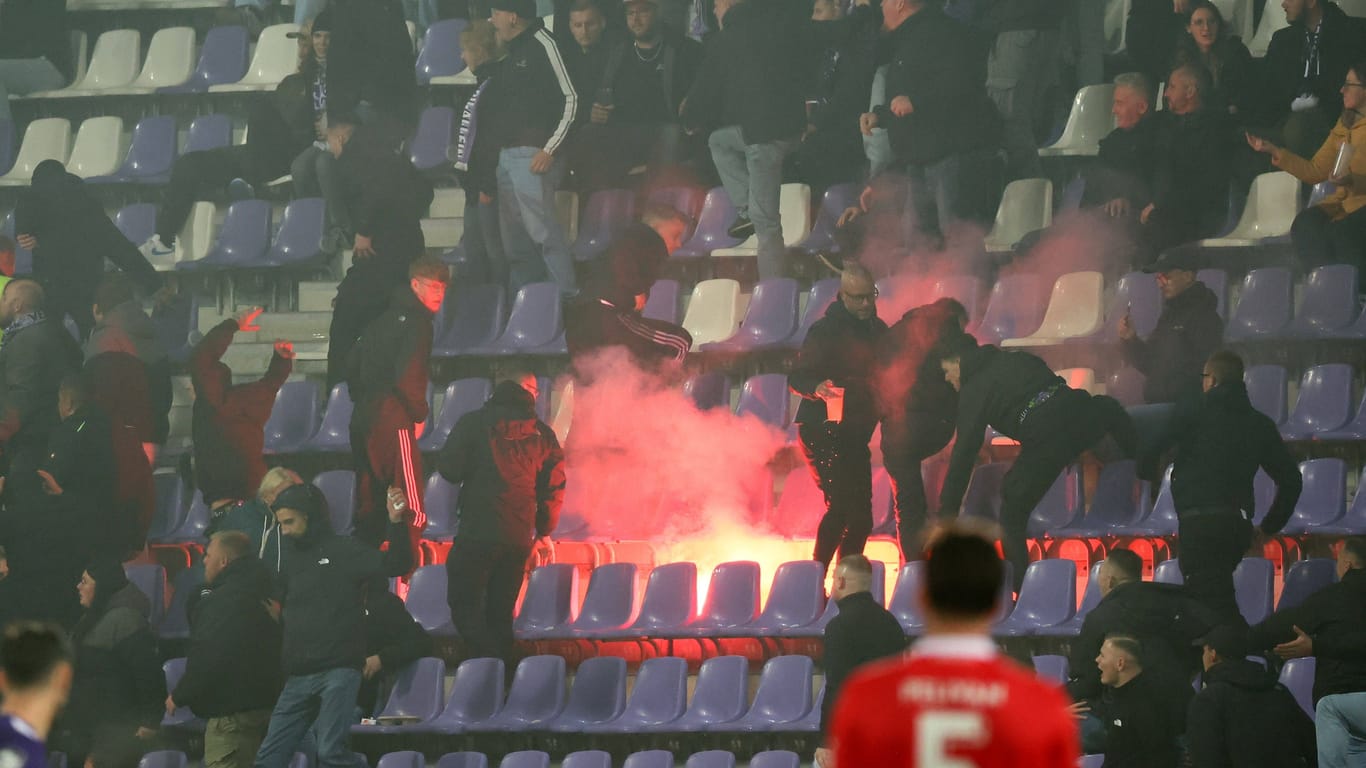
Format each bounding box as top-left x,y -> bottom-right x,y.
189,307 -> 294,512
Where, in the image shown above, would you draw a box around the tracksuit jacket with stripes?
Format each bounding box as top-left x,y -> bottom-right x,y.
485,19 -> 579,156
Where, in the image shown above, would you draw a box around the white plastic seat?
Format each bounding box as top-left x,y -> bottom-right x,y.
1200,172 -> 1299,246
38,29 -> 141,96
66,116 -> 124,179
711,183 -> 813,258
0,118 -> 72,186
1336,0 -> 1366,16
1000,271 -> 1104,347
550,380 -> 574,445
1247,4 -> 1289,56
70,30 -> 89,85
175,202 -> 218,268
111,27 -> 195,93
682,278 -> 744,346
1039,85 -> 1115,157
1055,368 -> 1097,395
984,178 -> 1053,252
209,24 -> 300,92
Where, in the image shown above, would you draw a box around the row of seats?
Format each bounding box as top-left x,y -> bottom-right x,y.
134,748 -> 805,768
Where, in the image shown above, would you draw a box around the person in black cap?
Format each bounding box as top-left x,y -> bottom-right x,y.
1187,624 -> 1316,768
251,482 -> 414,768
1119,249 -> 1224,407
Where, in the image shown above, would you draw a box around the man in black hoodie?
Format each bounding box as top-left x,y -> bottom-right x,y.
1187,624 -> 1317,768
438,375 -> 565,668
170,531 -> 282,768
1120,249 -> 1225,406
937,341 -> 1135,591
252,482 -> 413,768
790,266 -> 888,575
1169,351 -> 1302,626
347,256 -> 448,549
1092,634 -> 1182,768
873,298 -> 970,560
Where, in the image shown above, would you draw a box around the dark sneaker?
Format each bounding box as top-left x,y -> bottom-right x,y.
726,215 -> 754,239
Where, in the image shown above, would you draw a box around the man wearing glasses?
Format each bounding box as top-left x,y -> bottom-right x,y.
790,265 -> 888,577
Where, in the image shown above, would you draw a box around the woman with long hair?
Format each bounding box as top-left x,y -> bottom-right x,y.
1171,1 -> 1256,117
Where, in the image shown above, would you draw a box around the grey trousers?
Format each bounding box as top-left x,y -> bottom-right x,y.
708,125 -> 796,280
987,29 -> 1060,180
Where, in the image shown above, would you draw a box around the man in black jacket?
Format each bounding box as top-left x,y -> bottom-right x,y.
1092,634 -> 1182,768
1082,72 -> 1161,217
790,266 -> 888,574
325,119 -> 435,390
874,298 -> 970,560
817,553 -> 905,767
438,376 -> 565,668
565,204 -> 693,370
1170,351 -> 1302,626
190,308 -> 294,512
170,531 -> 282,768
1261,0 -> 1366,156
682,0 -> 807,279
357,578 -> 433,714
252,482 -> 414,768
1248,537 -> 1366,765
324,0 -> 419,149
487,0 -> 580,296
859,0 -> 1002,242
936,341 -> 1134,591
1119,249 -> 1225,405
346,256 -> 448,548
1187,624 -> 1316,768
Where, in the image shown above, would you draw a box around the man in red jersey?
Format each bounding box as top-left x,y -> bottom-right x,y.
828,528 -> 1079,768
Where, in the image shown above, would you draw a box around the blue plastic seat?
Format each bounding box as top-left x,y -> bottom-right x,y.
621,562 -> 696,637
1281,365 -> 1355,439
683,372 -> 731,411
263,380 -> 320,453
749,752 -> 800,768
1037,562 -> 1103,638
469,283 -> 563,355
497,753 -> 549,768
160,490 -> 210,544
736,374 -> 790,429
1279,559 -> 1337,611
1244,365 -> 1288,426
665,561 -> 760,637
583,656 -> 688,733
1235,558 -> 1275,626
159,568 -> 203,640
794,183 -> 860,256
415,19 -> 467,83
137,752 -> 187,768
1319,389 -> 1366,441
1027,467 -> 1083,537
561,752 -> 611,768
312,469 -> 356,537
1032,655 -> 1069,685
643,279 -> 682,324
160,26 -> 248,94
421,474 -> 461,543
472,656 -> 566,732
409,107 -> 455,171
423,658 -> 505,734
351,658 -> 446,732
1280,459 -> 1345,535
1278,657 -> 1316,717
435,754 -> 488,768
702,278 -> 800,353
302,384 -> 355,452
92,115 -> 175,184
547,656 -> 627,732
1057,461 -> 1143,537
373,753 -> 423,768
561,563 -> 638,637
419,378 -> 492,452
1098,272 -> 1160,342
148,472 -> 188,543
1286,264 -> 1359,337
975,274 -> 1044,344
405,565 -> 456,636
666,656 -> 748,732
177,200 -> 271,270
513,564 -> 579,639
647,186 -> 706,232
572,188 -> 637,261
114,203 -> 157,248
684,752 -> 735,768
782,561 -> 885,637
729,560 -> 825,636
712,656 -> 812,732
184,114 -> 231,154
673,186 -> 744,259
161,658 -> 203,729
1153,559 -> 1184,584
1226,268 -> 1293,340
1316,467 -> 1366,535
889,561 -> 927,634
994,559 -> 1076,636
786,278 -> 840,349
622,752 -> 673,768
264,197 -> 325,267
433,283 -> 506,356
124,563 -> 167,626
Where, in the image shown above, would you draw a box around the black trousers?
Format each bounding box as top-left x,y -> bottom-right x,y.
1291,206 -> 1366,286
325,255 -> 408,390
1177,510 -> 1253,627
1001,391 -> 1135,590
881,412 -> 955,560
799,421 -> 874,571
446,536 -> 530,669
156,146 -> 255,244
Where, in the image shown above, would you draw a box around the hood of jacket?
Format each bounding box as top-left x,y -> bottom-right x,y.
1205,657 -> 1277,691
957,342 -> 998,382
486,381 -> 540,441
273,483 -> 334,550
89,301 -> 166,364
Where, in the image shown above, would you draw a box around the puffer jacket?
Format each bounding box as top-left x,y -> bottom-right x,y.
1120,281 -> 1224,405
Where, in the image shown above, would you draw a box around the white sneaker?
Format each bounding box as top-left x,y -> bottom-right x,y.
139,236 -> 174,261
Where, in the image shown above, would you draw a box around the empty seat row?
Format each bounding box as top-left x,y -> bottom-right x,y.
1234,363 -> 1366,440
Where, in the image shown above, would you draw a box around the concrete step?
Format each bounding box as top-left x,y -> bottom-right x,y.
421,217 -> 464,249
299,281 -> 339,312
430,188 -> 466,219
197,309 -> 332,341
219,340 -> 330,376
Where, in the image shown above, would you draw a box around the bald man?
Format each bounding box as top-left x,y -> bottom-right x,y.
789,266 -> 888,574
819,554 -> 904,753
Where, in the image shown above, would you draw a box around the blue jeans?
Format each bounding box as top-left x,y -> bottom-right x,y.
708,125 -> 796,280
496,146 -> 575,296
1318,692 -> 1366,768
0,58 -> 65,123
253,668 -> 363,768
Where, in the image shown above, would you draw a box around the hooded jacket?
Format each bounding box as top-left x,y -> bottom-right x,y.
275,485 -> 415,676
0,309 -> 82,457
790,300 -> 889,437
86,300 -> 172,444
346,287 -> 433,429
1185,658 -> 1316,768
1249,567 -> 1366,701
190,319 -> 292,505
437,382 -> 566,547
67,581 -> 166,740
338,128 -> 433,263
1120,281 -> 1224,405
174,556 -> 283,718
1169,381 -> 1302,534
484,18 -> 579,156
1263,2 -> 1366,125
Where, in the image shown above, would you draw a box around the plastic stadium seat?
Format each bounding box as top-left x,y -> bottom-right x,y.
728,560 -> 825,636
117,27 -> 195,93
794,183 -> 860,256
984,178 -> 1052,252
1201,172 -> 1299,246
735,374 -> 790,429
1106,366 -> 1146,407
1245,0 -> 1288,54
1286,264 -> 1359,337
161,26 -> 250,94
1039,85 -> 1115,156
642,279 -> 682,324
401,566 -> 455,636
424,658 -> 505,734
1032,655 -> 1070,685
1308,470 -> 1366,534
1279,657 -> 1316,718
1037,562 -> 1104,638
210,24 -> 301,92
161,658 -> 202,729
710,183 -> 813,259
418,19 -> 469,83
513,564 -> 579,639
64,116 -> 123,179
373,753 -> 422,768
184,114 -> 232,154
784,561 -> 886,638
353,659 -> 446,733
312,470 -> 356,537
1320,392 -> 1366,441
498,753 -> 549,768
263,380 -> 321,453
647,186 -> 706,239
713,655 -> 813,732
703,278 -> 800,352
1098,271 -> 1161,342
665,561 -> 761,637
159,568 -> 200,641
114,203 -> 157,249
148,471 -> 187,544
562,563 -> 638,637
1279,559 -> 1338,611
1153,559 -> 1184,584
961,462 -> 1009,522
975,274 -> 1044,344
994,559 -> 1076,636
1280,459 -> 1346,535
178,200 -> 272,270
137,752 -> 186,768
622,752 -> 673,768
470,283 -> 564,354
1235,557 -> 1274,626
583,656 -> 688,733
668,656 -> 748,732
159,487 -> 210,544
303,384 -> 356,451
685,753 -> 736,768
1080,756 -> 1105,768
420,378 -> 492,452
681,279 -> 744,346
1026,466 -> 1083,537
620,562 -> 696,637
472,656 -> 566,731
572,189 -> 637,261
785,278 -> 841,350
409,107 -> 456,171
1244,365 -> 1288,425
1111,466 -> 1178,538
888,562 -> 927,634
1001,271 -> 1104,346
433,283 -> 506,355
1058,461 -> 1144,538
41,29 -> 140,96
124,563 -> 167,626
93,116 -> 176,184
561,753 -> 611,768
1337,304 -> 1366,339
749,752 -> 800,768
262,197 -> 326,267
421,474 -> 461,542
436,755 -> 488,768
546,657 -> 627,732
683,372 -> 730,411
673,187 -> 745,259
1282,365 -> 1354,439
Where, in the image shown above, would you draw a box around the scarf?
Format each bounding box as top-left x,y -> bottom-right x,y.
454,78 -> 490,172
1,310 -> 44,346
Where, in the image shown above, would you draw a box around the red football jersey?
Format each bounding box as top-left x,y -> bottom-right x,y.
831,635 -> 1079,768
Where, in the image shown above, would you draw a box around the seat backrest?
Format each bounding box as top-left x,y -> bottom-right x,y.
1295,264 -> 1360,332
1278,657 -> 1316,718
436,755 -> 489,768
405,565 -> 453,633
115,202 -> 157,246
269,197 -> 325,263
117,116 -> 176,180
643,279 -> 682,324
436,282 -> 505,352
976,274 -> 1043,342
498,752 -> 550,768
986,178 -> 1053,247
1244,365 -> 1288,424
313,383 -> 356,443
444,657 -> 505,722
409,106 -> 455,170
501,283 -> 563,349
7,118 -> 71,181
962,462 -> 1010,521
1153,558 -> 1184,584
1032,654 -> 1070,685
67,116 -> 123,178
376,751 -> 423,768
561,657 -> 627,722
1290,366 -> 1355,434
748,656 -> 813,720
1228,267 -> 1292,338
264,379 -> 321,450
1278,558 -> 1338,611
1076,562 -> 1105,619
678,187 -> 743,254
134,27 -> 195,89
502,656 -> 566,720
684,752 -> 736,768
889,561 -> 926,627
749,752 -> 800,768
792,279 -> 841,345
184,26 -> 250,90
376,657 -> 446,720
1292,458 -> 1347,528
1007,559 -> 1076,626
757,560 -> 825,627
1049,84 -> 1116,151
207,199 -> 272,263
574,563 -> 637,629
514,564 -> 578,632
243,24 -> 301,84
1032,270 -> 1104,338
622,656 -> 688,721
1247,0 -> 1290,54
312,469 -> 356,536
1230,171 -> 1299,239
124,563 -> 167,624
1234,557 -> 1274,625
735,374 -> 789,428
728,278 -> 799,346
682,279 -> 743,345
683,372 -> 731,411
560,752 -> 611,768
633,562 -> 696,629
77,29 -> 141,90
416,19 -> 468,82
622,752 -> 674,768
185,114 -> 232,154
1087,460 -> 1143,527
698,561 -> 760,626
1025,467 -> 1082,536
685,656 -> 748,722
1109,271 -> 1161,340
